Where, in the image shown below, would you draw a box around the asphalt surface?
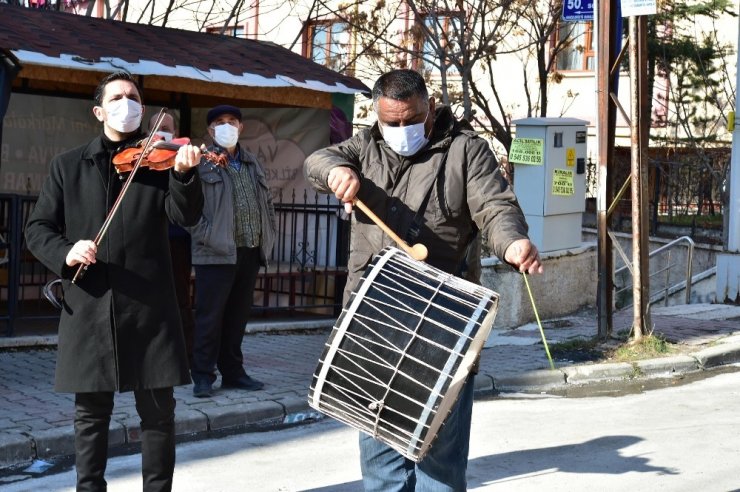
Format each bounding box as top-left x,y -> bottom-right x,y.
0,303 -> 739,475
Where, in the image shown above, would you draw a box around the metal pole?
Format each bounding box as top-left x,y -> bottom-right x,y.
629,15 -> 651,339
596,0 -> 618,339
638,16 -> 652,331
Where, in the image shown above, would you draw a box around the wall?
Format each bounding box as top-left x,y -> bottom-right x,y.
479,243 -> 597,329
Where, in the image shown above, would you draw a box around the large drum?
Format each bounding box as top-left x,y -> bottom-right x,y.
308,247 -> 499,462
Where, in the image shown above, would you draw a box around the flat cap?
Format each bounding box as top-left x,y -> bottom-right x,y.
207,105 -> 242,126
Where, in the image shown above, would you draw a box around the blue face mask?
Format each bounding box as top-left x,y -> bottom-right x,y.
381,110 -> 430,157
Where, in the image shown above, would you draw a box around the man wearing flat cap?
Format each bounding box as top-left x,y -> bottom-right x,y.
187,104 -> 276,398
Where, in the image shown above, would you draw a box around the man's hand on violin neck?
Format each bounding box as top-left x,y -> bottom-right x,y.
66,240 -> 97,267
174,144 -> 202,173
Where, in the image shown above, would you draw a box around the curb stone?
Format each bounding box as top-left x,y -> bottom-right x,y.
693,343 -> 740,369
31,427 -> 75,461
0,433 -> 33,469
276,395 -> 311,415
205,400 -> 284,431
242,400 -> 286,425
174,409 -> 209,436
562,362 -> 634,384
473,374 -> 494,394
492,369 -> 566,392
634,355 -> 699,376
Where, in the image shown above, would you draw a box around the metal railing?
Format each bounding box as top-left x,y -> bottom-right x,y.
614,235 -> 695,308
0,191 -> 349,337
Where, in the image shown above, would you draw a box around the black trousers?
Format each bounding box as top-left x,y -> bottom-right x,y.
191,246 -> 260,383
74,388 -> 176,492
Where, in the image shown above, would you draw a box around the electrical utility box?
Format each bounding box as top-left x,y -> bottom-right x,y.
509,118 -> 588,252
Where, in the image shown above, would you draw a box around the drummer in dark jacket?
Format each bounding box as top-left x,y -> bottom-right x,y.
25,71 -> 204,492
305,69 -> 543,491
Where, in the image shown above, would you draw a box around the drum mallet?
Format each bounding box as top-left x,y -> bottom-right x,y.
522,272 -> 556,370
353,199 -> 429,261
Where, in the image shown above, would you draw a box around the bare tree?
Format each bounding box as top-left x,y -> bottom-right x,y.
292,0 -> 583,152
517,0 -> 581,117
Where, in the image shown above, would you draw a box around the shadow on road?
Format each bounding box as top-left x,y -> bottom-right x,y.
467,435 -> 678,488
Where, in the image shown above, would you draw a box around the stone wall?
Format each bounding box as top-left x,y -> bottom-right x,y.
480,243 -> 597,329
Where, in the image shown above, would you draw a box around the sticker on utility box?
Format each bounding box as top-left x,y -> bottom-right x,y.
509,138 -> 544,165
566,148 -> 576,167
552,169 -> 574,196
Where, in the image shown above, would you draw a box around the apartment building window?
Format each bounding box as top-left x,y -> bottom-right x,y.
555,21 -> 595,71
417,12 -> 462,74
305,20 -> 350,73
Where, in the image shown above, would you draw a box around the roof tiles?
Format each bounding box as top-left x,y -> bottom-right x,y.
0,4 -> 368,95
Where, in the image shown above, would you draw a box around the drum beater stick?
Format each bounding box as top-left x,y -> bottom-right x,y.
353,199 -> 429,261
522,272 -> 555,370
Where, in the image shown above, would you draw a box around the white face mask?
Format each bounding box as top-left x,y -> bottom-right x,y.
154,131 -> 173,142
381,110 -> 430,157
105,97 -> 142,134
213,123 -> 240,148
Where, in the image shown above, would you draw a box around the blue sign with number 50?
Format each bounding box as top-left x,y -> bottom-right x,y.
562,0 -> 594,21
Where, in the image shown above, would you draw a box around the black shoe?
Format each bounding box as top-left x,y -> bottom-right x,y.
193,380 -> 213,398
221,375 -> 264,391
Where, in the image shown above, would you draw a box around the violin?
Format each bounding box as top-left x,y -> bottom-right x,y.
112,136 -> 227,173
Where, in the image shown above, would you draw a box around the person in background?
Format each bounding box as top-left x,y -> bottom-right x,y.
188,104 -> 276,398
149,110 -> 195,368
25,71 -> 203,492
149,111 -> 176,142
304,69 -> 543,491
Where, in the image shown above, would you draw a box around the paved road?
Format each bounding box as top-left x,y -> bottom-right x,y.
4,370 -> 740,491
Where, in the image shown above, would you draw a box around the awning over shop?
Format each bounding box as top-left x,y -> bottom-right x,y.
0,3 -> 369,109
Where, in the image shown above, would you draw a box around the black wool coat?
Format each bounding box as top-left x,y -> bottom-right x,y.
25,135 -> 204,393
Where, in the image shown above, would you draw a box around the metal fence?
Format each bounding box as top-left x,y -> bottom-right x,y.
0,191 -> 349,337
596,147 -> 730,235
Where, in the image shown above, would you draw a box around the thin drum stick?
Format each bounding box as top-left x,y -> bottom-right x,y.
353,199 -> 428,261
522,271 -> 555,370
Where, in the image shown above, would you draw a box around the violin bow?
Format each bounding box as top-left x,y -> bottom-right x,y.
72,108 -> 168,284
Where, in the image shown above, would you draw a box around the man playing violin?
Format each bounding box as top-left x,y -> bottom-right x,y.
25,71 -> 203,492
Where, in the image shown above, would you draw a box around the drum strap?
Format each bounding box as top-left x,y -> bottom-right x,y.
405,148 -> 449,245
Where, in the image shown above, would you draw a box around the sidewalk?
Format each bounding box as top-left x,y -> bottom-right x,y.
1,303 -> 739,472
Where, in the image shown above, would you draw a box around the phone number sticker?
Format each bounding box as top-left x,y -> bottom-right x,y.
509,138 -> 544,165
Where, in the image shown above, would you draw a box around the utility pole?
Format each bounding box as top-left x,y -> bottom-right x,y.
596,0 -> 619,339
597,1 -> 652,339
628,14 -> 651,339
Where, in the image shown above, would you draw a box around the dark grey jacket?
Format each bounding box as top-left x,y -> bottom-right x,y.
305,106 -> 530,298
25,135 -> 203,393
188,146 -> 276,265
